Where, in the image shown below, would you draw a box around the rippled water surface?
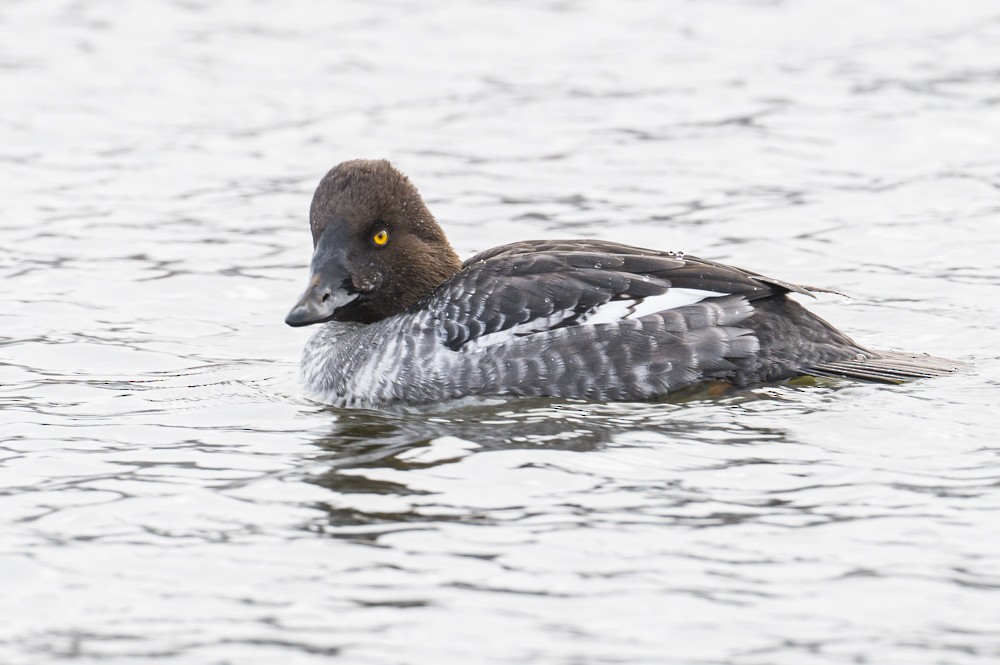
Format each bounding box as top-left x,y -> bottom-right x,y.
3,1 -> 1000,663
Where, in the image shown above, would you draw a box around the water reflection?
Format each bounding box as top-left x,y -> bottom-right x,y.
309,391 -> 785,463
304,390 -> 814,544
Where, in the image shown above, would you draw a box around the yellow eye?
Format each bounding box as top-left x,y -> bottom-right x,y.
372,230 -> 388,246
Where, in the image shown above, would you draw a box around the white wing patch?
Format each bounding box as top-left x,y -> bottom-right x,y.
583,288 -> 724,325
460,310 -> 570,352
457,288 -> 727,352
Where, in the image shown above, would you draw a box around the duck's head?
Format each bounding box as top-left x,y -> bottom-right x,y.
285,159 -> 462,327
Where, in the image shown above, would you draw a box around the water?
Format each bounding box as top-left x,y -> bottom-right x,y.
3,1 -> 1000,663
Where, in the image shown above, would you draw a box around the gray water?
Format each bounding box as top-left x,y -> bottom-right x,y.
3,1 -> 1000,663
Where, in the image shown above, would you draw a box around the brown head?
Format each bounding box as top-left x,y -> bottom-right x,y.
285,159 -> 462,326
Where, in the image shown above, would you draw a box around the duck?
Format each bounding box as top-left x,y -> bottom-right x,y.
285,159 -> 960,408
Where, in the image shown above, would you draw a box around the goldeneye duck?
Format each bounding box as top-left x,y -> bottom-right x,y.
285,159 -> 960,408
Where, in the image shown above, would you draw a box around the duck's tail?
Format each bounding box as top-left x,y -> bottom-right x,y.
808,350 -> 967,384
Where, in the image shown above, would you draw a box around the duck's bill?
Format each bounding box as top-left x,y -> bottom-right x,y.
284,276 -> 359,327
286,222 -> 362,327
